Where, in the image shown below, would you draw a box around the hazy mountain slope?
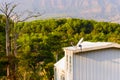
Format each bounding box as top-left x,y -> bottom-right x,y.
1,0 -> 120,22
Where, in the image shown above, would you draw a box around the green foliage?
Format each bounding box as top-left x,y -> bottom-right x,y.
0,16 -> 120,79
0,15 -> 6,77
16,18 -> 120,79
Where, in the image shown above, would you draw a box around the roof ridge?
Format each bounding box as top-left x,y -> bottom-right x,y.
64,41 -> 120,53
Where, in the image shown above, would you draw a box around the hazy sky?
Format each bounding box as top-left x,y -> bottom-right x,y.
1,0 -> 120,21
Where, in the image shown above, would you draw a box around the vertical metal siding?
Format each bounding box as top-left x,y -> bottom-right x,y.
65,50 -> 73,80
73,49 -> 120,80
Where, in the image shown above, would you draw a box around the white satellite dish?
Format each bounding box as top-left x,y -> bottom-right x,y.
76,38 -> 84,47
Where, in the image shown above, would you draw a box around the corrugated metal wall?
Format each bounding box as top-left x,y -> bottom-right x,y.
65,50 -> 73,80
73,49 -> 120,80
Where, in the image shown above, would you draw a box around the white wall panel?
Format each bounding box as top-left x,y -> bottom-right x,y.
73,49 -> 120,80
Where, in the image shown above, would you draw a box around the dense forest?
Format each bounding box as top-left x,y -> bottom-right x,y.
0,14 -> 120,79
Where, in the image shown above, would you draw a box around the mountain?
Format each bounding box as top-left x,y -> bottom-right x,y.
1,0 -> 120,22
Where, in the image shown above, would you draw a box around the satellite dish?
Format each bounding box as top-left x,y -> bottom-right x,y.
76,38 -> 84,47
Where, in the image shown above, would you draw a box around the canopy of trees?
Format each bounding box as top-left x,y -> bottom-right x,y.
0,15 -> 120,79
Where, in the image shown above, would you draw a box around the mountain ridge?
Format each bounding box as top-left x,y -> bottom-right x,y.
1,0 -> 120,23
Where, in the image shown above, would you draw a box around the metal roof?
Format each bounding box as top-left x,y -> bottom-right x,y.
64,41 -> 120,53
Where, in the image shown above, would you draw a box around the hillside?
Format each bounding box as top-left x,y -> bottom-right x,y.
0,15 -> 120,79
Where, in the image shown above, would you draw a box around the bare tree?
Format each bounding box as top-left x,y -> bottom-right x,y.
11,8 -> 41,57
0,2 -> 41,80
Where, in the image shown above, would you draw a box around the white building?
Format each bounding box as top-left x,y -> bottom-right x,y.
54,40 -> 120,80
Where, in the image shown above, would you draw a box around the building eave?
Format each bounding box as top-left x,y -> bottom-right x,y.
63,41 -> 120,54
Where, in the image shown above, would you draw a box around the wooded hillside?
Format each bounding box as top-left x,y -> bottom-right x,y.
0,16 -> 120,79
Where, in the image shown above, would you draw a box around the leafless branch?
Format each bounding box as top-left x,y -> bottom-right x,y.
20,13 -> 41,22
0,2 -> 43,22
0,3 -> 6,14
0,2 -> 17,18
8,4 -> 17,17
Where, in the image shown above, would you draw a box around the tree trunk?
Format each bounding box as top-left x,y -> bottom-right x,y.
12,63 -> 17,80
6,17 -> 11,80
6,17 -> 10,56
13,33 -> 17,56
7,65 -> 10,80
13,24 -> 18,80
24,71 -> 26,80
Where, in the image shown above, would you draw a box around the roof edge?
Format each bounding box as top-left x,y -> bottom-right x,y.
63,42 -> 120,53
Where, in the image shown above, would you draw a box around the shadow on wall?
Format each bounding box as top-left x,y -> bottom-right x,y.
77,48 -> 120,64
